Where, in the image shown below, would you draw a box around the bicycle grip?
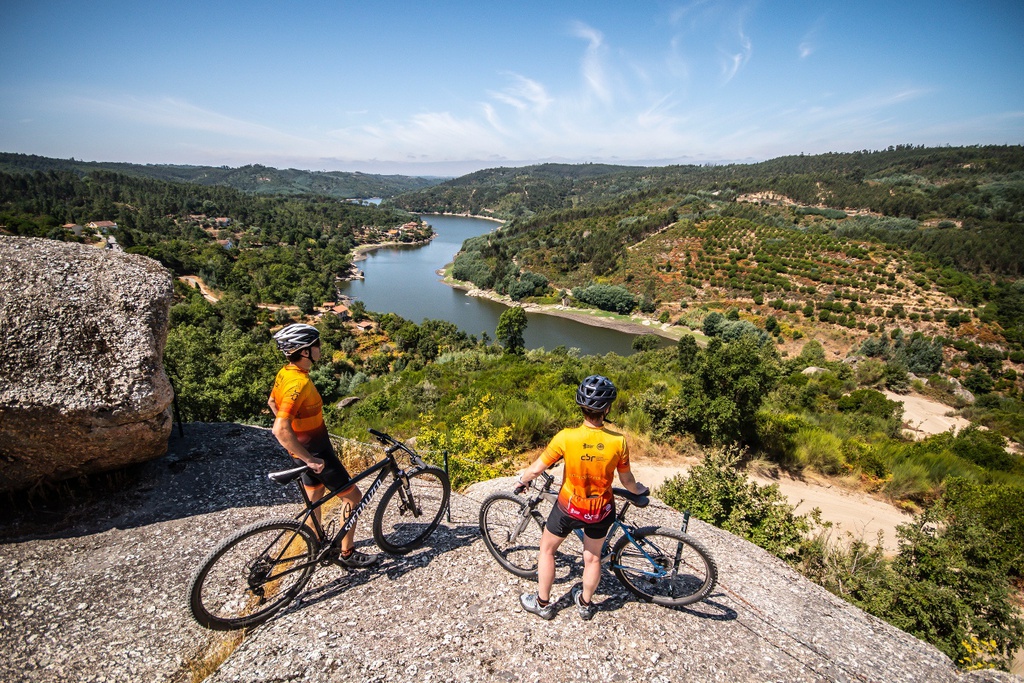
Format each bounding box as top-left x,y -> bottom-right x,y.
368,428 -> 389,442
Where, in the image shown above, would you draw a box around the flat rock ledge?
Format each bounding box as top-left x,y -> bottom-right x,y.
0,422 -> 1019,683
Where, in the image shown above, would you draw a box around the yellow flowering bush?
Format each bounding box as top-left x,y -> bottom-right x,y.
418,393 -> 516,489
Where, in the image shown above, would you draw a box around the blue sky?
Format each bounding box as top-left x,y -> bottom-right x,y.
1,1 -> 1021,175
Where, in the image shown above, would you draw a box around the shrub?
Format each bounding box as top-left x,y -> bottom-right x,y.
884,361 -> 911,392
702,311 -> 724,337
573,284 -> 637,314
657,449 -> 820,560
838,388 -> 904,423
631,334 -> 661,352
856,358 -> 887,386
755,409 -> 811,462
793,427 -> 847,474
962,368 -> 994,394
417,394 -> 515,489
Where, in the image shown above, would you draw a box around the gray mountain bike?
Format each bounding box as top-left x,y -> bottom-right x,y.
479,470 -> 717,606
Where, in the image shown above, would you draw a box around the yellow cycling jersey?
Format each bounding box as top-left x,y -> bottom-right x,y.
540,424 -> 630,522
270,363 -> 331,456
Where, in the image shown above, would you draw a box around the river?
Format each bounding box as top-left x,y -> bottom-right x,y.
337,214 -> 663,356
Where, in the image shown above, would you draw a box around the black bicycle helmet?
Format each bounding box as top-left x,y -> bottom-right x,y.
576,375 -> 617,412
273,323 -> 320,356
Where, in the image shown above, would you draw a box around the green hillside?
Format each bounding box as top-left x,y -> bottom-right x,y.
392,145 -> 1024,227
0,152 -> 445,199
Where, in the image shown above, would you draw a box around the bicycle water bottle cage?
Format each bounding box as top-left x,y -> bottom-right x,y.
612,488 -> 649,508
268,465 -> 309,485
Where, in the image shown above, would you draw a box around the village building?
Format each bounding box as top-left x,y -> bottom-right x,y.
87,220 -> 117,233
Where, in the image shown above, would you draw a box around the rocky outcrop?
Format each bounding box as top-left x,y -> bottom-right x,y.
0,236 -> 174,492
0,423 -> 1019,683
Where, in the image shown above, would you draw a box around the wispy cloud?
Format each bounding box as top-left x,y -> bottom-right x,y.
669,0 -> 716,29
721,28 -> 752,83
571,21 -> 612,104
68,95 -> 312,147
488,73 -> 553,113
799,17 -> 825,59
722,2 -> 757,84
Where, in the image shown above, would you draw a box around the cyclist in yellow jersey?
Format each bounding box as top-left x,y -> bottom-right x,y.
268,323 -> 377,568
515,375 -> 647,620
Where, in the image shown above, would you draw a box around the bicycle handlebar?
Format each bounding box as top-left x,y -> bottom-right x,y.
368,428 -> 392,444
367,428 -> 428,468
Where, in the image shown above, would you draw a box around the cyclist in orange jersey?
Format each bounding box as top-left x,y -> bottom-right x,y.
268,323 -> 377,568
515,375 -> 647,620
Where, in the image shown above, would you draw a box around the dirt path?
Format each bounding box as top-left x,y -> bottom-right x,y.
177,276 -> 301,315
630,459 -> 911,553
629,392 -> 975,555
884,390 -> 969,439
178,275 -> 219,303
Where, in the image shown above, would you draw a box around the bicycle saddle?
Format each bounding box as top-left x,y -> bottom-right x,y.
613,487 -> 649,508
268,465 -> 309,485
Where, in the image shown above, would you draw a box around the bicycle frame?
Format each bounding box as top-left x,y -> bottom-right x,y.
255,438 -> 419,585
523,471 -> 678,575
296,454 -> 399,544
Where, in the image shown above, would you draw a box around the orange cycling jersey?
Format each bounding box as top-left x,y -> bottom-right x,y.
270,364 -> 331,457
540,424 -> 630,523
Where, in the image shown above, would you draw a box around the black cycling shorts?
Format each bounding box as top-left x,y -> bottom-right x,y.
546,501 -> 615,540
292,444 -> 352,492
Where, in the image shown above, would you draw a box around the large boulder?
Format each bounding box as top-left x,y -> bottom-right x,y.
0,236 -> 174,492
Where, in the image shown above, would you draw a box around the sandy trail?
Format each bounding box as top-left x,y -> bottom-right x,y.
629,391 -> 971,554
178,275 -> 219,302
884,390 -> 969,439
629,459 -> 911,553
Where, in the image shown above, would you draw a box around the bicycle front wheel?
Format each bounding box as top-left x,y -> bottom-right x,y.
479,493 -> 546,579
188,518 -> 319,631
611,526 -> 718,607
372,466 -> 450,555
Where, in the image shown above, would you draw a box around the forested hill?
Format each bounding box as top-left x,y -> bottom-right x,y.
390,145 -> 1024,222
389,161 -> 644,216
0,153 -> 445,199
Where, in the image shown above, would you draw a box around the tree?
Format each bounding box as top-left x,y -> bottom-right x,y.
495,306 -> 527,355
295,291 -> 314,315
642,335 -> 782,445
677,335 -> 698,366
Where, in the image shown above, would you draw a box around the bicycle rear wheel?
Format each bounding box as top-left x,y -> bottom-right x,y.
372,466 -> 450,555
611,526 -> 717,607
479,493 -> 546,579
188,518 -> 319,631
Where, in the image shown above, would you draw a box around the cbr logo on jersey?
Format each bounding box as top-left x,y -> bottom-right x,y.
565,500 -> 612,522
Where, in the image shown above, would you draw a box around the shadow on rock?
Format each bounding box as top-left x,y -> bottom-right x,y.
269,523 -> 481,626
2,423 -> 351,540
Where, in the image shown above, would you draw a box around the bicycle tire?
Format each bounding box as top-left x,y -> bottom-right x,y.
188,517 -> 319,631
478,493 -> 546,579
611,526 -> 718,607
372,466 -> 450,555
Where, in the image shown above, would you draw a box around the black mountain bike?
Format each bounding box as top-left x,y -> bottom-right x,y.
479,470 -> 717,606
189,429 -> 451,630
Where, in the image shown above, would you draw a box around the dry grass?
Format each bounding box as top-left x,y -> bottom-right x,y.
179,631 -> 246,683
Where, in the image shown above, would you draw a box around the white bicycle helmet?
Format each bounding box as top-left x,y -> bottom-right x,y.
273,323 -> 320,356
576,375 -> 617,411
